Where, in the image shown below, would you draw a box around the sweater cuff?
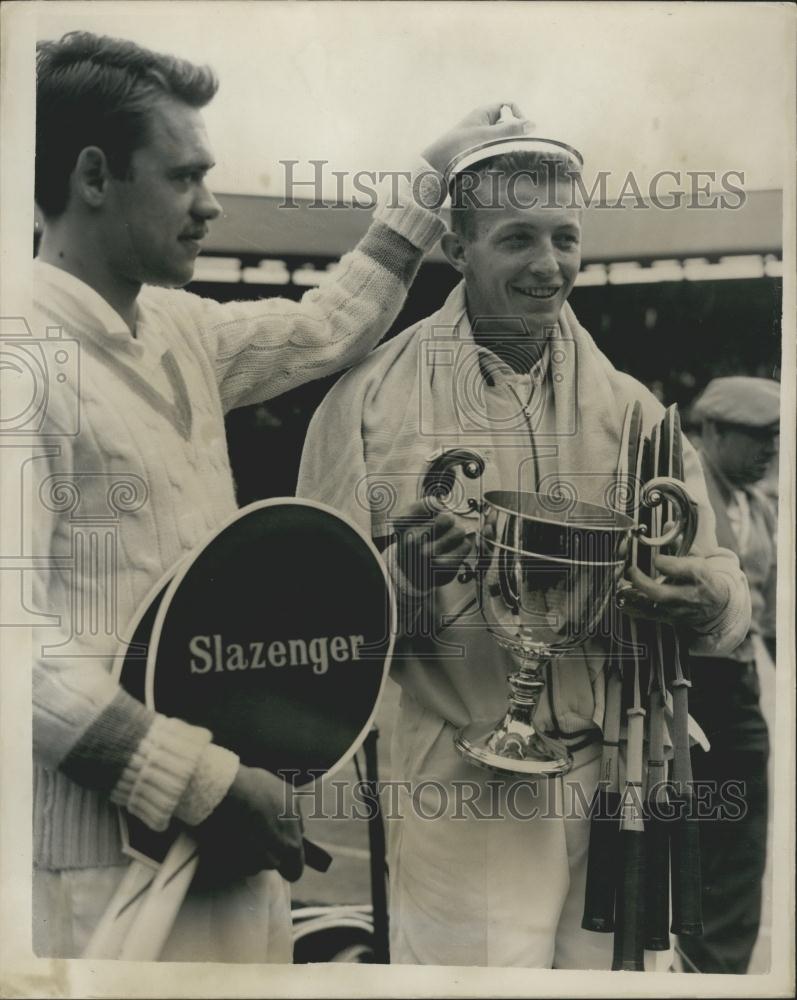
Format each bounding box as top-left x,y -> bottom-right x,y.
59,687 -> 155,793
174,743 -> 240,826
110,715 -> 212,832
373,158 -> 446,252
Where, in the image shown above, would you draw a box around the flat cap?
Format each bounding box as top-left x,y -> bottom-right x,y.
691,376 -> 780,428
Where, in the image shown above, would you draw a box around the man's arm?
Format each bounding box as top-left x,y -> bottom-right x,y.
177,105 -> 529,413
32,441 -> 302,880
36,662 -> 304,880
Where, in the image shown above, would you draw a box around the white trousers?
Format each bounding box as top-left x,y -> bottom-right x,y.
389,710 -> 673,970
33,864 -> 292,963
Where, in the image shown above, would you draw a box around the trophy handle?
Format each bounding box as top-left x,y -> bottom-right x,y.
636,476 -> 698,558
421,448 -> 486,517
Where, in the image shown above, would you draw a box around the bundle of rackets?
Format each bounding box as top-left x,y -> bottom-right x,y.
581,402 -> 704,970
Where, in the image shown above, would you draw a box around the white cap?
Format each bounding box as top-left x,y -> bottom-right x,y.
444,104 -> 583,186
444,137 -> 583,186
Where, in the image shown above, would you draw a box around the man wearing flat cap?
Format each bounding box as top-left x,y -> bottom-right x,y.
679,376 -> 780,975
298,132 -> 752,968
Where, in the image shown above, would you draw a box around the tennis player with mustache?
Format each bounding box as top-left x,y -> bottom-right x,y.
31,29 -> 527,961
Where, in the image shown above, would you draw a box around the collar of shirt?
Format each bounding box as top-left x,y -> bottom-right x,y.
455,308 -> 552,390
728,487 -> 752,554
34,259 -> 191,428
34,259 -> 138,344
30,260 -> 183,380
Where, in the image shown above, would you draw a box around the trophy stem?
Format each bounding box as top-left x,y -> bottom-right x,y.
455,655 -> 573,778
507,659 -> 545,711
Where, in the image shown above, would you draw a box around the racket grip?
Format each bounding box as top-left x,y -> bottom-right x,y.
644,814 -> 671,950
612,830 -> 647,971
670,808 -> 703,936
303,837 -> 332,873
582,789 -> 621,932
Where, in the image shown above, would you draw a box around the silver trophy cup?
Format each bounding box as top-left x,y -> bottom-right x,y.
423,452 -> 698,779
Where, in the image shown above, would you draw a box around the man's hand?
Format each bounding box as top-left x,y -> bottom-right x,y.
422,102 -> 530,176
620,553 -> 731,630
396,500 -> 473,592
191,764 -> 304,888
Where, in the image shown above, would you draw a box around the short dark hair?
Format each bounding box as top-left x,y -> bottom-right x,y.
449,149 -> 581,241
35,31 -> 218,217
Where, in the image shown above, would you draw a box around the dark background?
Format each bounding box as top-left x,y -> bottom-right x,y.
188,262 -> 782,506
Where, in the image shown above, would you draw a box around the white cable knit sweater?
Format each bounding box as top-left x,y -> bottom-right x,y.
31,171 -> 445,869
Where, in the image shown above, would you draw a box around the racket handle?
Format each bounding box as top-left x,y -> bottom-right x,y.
582,789 -> 621,932
119,832 -> 199,961
669,680 -> 703,936
303,837 -> 332,872
612,829 -> 647,971
82,859 -> 155,959
670,807 -> 703,936
670,683 -> 692,784
644,813 -> 671,950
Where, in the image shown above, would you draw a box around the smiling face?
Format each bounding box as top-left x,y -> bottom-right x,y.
443,174 -> 582,336
102,96 -> 221,288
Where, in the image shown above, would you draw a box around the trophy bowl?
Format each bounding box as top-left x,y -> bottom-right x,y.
453,490 -> 634,778
417,448 -> 699,780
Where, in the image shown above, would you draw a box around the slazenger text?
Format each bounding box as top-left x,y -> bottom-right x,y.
188,633 -> 366,676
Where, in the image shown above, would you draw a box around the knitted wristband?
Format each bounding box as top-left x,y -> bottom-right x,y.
373,158 -> 446,253
111,715 -> 212,832
174,742 -> 240,827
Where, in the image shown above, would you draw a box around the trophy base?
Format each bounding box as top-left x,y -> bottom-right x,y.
454,720 -> 573,779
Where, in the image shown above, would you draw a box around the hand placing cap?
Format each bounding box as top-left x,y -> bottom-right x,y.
422,102 -> 531,177
498,104 -> 525,124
